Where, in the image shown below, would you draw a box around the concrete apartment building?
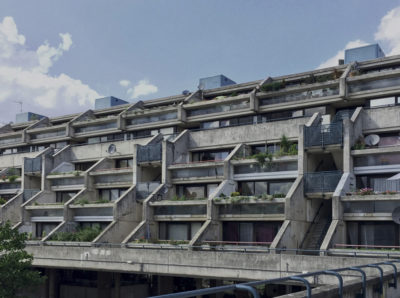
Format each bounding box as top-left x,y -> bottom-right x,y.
2,44 -> 400,297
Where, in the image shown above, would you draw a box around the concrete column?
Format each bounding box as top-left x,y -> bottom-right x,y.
343,119 -> 352,173
98,271 -> 113,298
114,273 -> 120,298
209,279 -> 223,298
47,268 -> 59,298
298,125 -> 306,174
157,275 -> 174,295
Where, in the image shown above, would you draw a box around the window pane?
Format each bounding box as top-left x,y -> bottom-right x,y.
240,182 -> 254,196
184,186 -> 205,199
190,222 -> 202,239
254,181 -> 268,196
269,181 -> 292,195
370,97 -> 395,108
239,223 -> 253,242
111,189 -> 119,201
168,223 -> 188,240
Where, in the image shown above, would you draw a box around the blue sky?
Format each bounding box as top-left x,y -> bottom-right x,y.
1,0 -> 400,123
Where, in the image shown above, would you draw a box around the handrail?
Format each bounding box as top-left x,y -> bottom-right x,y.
202,241 -> 272,246
299,202 -> 324,249
335,244 -> 400,249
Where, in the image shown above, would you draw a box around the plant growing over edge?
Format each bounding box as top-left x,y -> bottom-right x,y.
356,188 -> 375,196
253,152 -> 273,168
74,198 -> 90,206
0,197 -> 7,205
7,175 -> 19,183
353,136 -> 366,150
0,221 -> 45,297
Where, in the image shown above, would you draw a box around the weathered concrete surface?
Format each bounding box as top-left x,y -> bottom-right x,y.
26,244 -> 381,281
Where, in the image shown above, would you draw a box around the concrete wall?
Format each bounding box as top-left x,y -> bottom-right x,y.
0,151 -> 38,169
26,244 -> 382,281
189,117 -> 309,148
363,106 -> 400,132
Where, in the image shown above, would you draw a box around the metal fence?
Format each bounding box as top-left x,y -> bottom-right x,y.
374,179 -> 400,192
304,171 -> 342,193
304,122 -> 343,148
24,156 -> 42,173
137,143 -> 162,163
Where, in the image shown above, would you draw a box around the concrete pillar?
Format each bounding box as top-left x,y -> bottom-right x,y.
114,273 -> 120,298
209,279 -> 223,298
98,271 -> 113,298
47,268 -> 59,298
157,275 -> 174,295
195,278 -> 203,298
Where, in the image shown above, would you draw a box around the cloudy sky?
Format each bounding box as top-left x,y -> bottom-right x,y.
1,1 -> 400,123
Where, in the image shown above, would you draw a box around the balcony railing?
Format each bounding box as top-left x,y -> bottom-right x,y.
219,203 -> 284,215
348,76 -> 400,93
304,171 -> 342,193
153,205 -> 206,216
260,86 -> 339,106
172,167 -> 224,179
304,122 -> 343,148
343,200 -> 400,213
137,143 -> 162,163
24,156 -> 42,173
187,101 -> 250,117
354,153 -> 400,167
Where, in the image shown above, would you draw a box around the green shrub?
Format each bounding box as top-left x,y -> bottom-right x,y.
74,198 -> 90,205
260,80 -> 285,92
252,152 -> 273,168
51,225 -> 102,242
7,175 -> 19,182
0,197 -> 7,205
272,193 -> 285,198
230,192 -> 240,197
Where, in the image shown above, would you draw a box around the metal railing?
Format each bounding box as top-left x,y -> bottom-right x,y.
304,171 -> 342,193
150,260 -> 400,298
137,143 -> 162,163
24,156 -> 42,173
304,122 -> 343,148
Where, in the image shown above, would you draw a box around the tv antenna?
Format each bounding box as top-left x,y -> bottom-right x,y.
13,100 -> 23,112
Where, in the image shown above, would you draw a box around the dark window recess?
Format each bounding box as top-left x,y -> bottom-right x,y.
98,188 -> 128,201
159,222 -> 203,241
176,184 -> 219,199
238,180 -> 293,196
116,159 -> 133,168
75,162 -> 96,171
56,192 -> 78,203
347,221 -> 399,246
192,150 -> 231,162
223,221 -> 281,243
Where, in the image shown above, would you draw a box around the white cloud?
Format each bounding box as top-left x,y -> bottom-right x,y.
318,5 -> 400,68
127,79 -> 158,99
119,79 -> 131,87
0,16 -> 100,123
375,6 -> 400,56
317,40 -> 368,69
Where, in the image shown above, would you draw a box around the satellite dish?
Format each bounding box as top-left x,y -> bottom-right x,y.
392,207 -> 400,224
365,134 -> 380,146
107,144 -> 117,154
